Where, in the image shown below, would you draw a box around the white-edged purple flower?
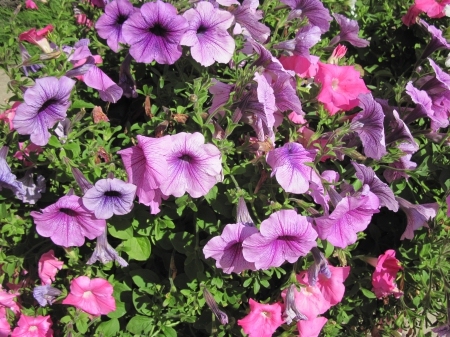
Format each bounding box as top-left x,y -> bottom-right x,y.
17,169 -> 46,205
350,93 -> 387,160
396,197 -> 439,240
203,223 -> 259,274
87,229 -> 128,267
95,0 -> 137,53
31,195 -> 106,247
281,0 -> 332,34
13,76 -> 75,146
122,0 -> 188,64
273,25 -> 321,59
82,177 -> 136,219
420,19 -> 450,59
181,1 -> 235,67
242,210 -> 317,270
266,142 -> 318,194
307,247 -> 331,287
33,285 -> 62,307
329,13 -> 370,48
159,132 -> 222,198
0,146 -> 25,198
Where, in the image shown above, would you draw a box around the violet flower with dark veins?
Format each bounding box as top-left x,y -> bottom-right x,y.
329,13 -> 369,48
87,229 -> 128,267
280,0 -> 332,33
33,285 -> 62,307
420,19 -> 450,59
229,0 -> 271,43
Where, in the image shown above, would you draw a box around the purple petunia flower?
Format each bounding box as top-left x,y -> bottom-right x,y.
82,177 -> 136,219
87,229 -> 128,267
33,285 -> 62,307
181,1 -> 235,67
242,209 -> 317,270
350,93 -> 387,160
0,146 -> 25,198
84,66 -> 124,103
383,151 -> 417,183
329,13 -> 370,48
203,223 -> 259,274
31,194 -> 106,247
208,79 -> 234,115
122,0 -> 188,64
202,286 -> 228,325
271,72 -> 304,117
281,0 -> 332,34
13,76 -> 75,146
307,247 -> 331,287
385,110 -> 419,153
396,197 -> 439,240
404,81 -> 434,124
266,142 -> 319,194
159,132 -> 222,198
420,19 -> 450,59
95,0 -> 137,53
273,25 -> 321,59
283,284 -> 308,324
229,0 -> 271,43
17,169 -> 46,205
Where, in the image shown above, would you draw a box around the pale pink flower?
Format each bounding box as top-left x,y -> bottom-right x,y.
11,315 -> 53,337
62,276 -> 116,316
237,299 -> 283,337
371,250 -> 403,299
38,250 -> 64,286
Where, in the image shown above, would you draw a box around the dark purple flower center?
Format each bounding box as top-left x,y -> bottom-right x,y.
104,191 -> 122,197
149,24 -> 167,37
197,25 -> 208,35
38,99 -> 58,114
179,154 -> 192,163
60,208 -> 78,216
278,235 -> 297,241
117,15 -> 128,25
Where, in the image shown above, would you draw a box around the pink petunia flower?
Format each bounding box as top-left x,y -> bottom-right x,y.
19,25 -> 54,53
0,308 -> 10,337
75,14 -> 93,28
62,276 -> 116,316
415,0 -> 450,18
25,0 -> 38,10
237,299 -> 284,337
14,142 -> 43,167
38,250 -> 64,286
11,315 -> 53,337
291,274 -> 331,320
0,102 -> 20,131
279,55 -> 319,78
402,4 -> 422,26
371,250 -> 403,299
0,286 -> 20,314
314,62 -> 370,115
297,316 -> 328,337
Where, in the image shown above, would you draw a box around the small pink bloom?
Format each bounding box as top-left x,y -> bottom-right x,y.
297,316 -> 328,337
62,276 -> 116,316
328,44 -> 347,64
14,142 -> 43,167
0,102 -> 20,131
38,250 -> 64,286
11,315 -> 53,337
19,25 -> 54,53
25,0 -> 39,9
75,14 -> 93,28
237,299 -> 283,337
372,250 -> 403,299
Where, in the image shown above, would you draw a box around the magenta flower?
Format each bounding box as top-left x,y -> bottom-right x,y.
371,249 -> 403,299
329,13 -> 370,48
396,197 -> 439,240
402,4 -> 422,26
0,146 -> 25,199
297,316 -> 328,337
11,315 -> 53,337
416,0 -> 450,18
242,210 -> 317,270
31,195 -> 106,247
19,25 -> 54,53
237,299 -> 284,337
266,142 -> 318,194
33,285 -> 62,307
62,276 -> 116,316
95,0 -> 136,52
159,132 -> 222,198
87,229 -> 128,267
314,265 -> 350,306
0,309 -> 10,337
13,76 -> 75,146
38,250 -> 64,286
181,1 -> 235,67
122,0 -> 188,64
0,286 -> 20,314
25,0 -> 38,9
281,0 -> 332,33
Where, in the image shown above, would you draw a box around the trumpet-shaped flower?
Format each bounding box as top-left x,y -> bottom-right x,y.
420,19 -> 450,59
38,250 -> 64,285
237,299 -> 283,337
273,24 -> 321,59
242,210 -> 317,270
87,229 -> 128,267
62,276 -> 116,316
371,249 -> 403,299
13,76 -> 75,146
31,195 -> 106,247
283,284 -> 308,324
122,0 -> 188,64
0,286 -> 20,314
11,315 -> 53,337
307,247 -> 331,287
181,1 -> 235,67
19,25 -> 54,53
281,0 -> 332,33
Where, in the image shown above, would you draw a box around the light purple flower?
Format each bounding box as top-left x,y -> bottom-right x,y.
122,0 -> 188,64
82,177 -> 136,219
385,110 -> 419,153
95,0 -> 137,52
396,197 -> 439,240
273,25 -> 321,59
208,79 -> 234,115
17,169 -> 46,205
420,19 -> 450,59
351,162 -> 398,212
203,223 -> 258,274
266,142 -> 318,194
283,284 -> 308,324
118,135 -> 169,214
229,0 -> 270,43
181,1 -> 235,67
405,81 -> 437,127
307,247 -> 331,287
314,191 -> 380,248
271,72 -> 304,117
350,93 -> 387,160
87,229 -> 128,267
236,197 -> 254,227
31,194 -> 106,247
242,210 -> 317,270
0,146 -> 25,198
281,0 -> 332,33
160,132 -> 222,198
84,66 -> 123,103
119,54 -> 138,99
383,152 -> 417,183
329,13 -> 370,48
33,285 -> 62,307
13,76 -> 75,146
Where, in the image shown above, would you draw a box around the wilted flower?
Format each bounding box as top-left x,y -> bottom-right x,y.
237,299 -> 284,337
17,169 -> 46,205
19,24 -> 54,53
329,13 -> 370,48
87,229 -> 128,267
307,247 -> 331,287
18,43 -> 42,77
283,284 -> 308,325
202,286 -> 228,325
11,315 -> 53,337
236,197 -> 254,227
371,249 -> 403,299
33,285 -> 62,307
118,54 -> 138,98
62,276 -> 116,316
280,0 -> 332,33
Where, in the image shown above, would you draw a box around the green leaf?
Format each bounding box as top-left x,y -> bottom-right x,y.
161,326 -> 177,337
130,268 -> 160,288
72,100 -> 96,109
360,288 -> 376,299
47,135 -> 61,148
126,315 -> 153,334
171,232 -> 195,254
122,237 -> 151,261
96,318 -> 120,337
